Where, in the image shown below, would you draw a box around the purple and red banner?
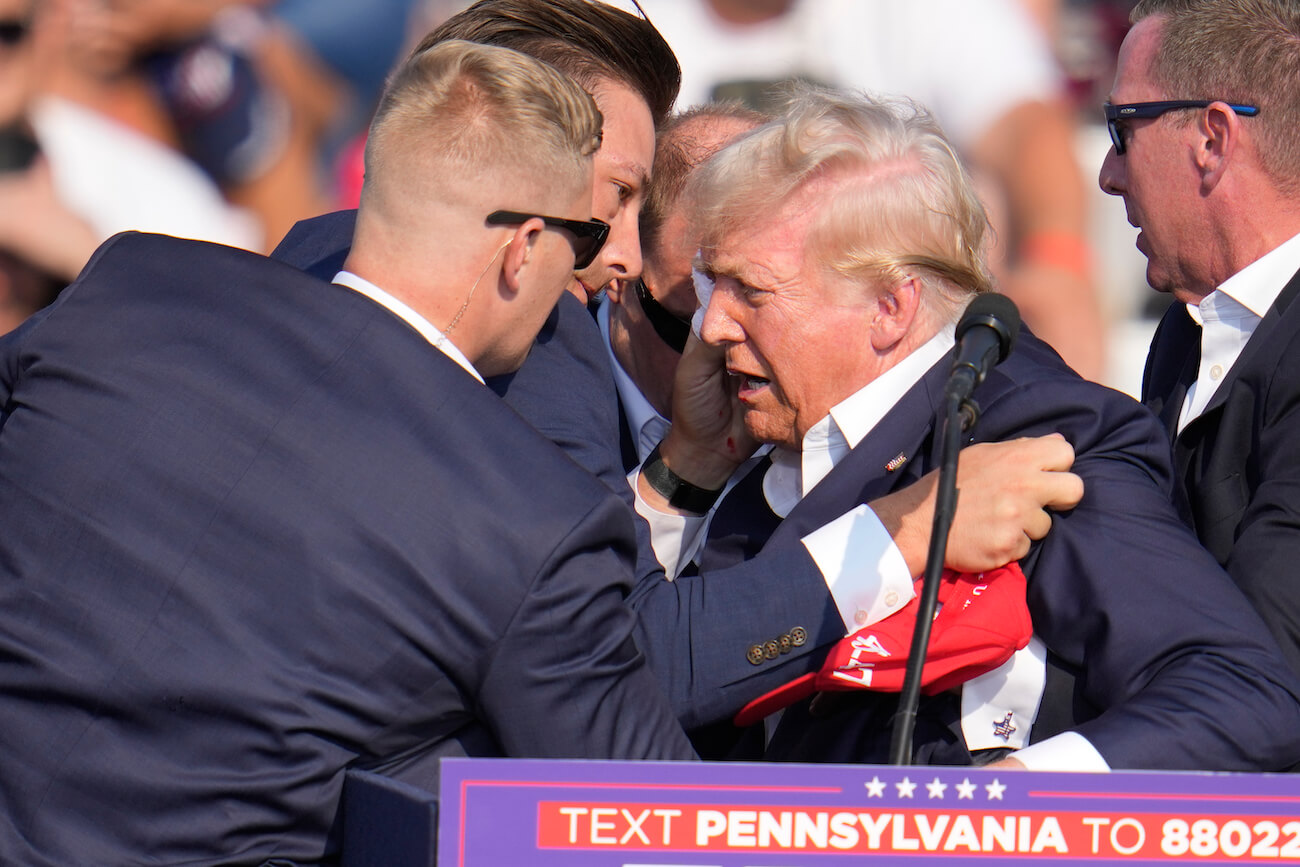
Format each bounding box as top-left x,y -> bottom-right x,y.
438,759 -> 1300,865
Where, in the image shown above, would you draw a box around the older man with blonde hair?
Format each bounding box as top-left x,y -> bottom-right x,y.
640,86 -> 1300,772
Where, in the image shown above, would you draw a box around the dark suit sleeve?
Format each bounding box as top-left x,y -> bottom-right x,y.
627,541 -> 845,731
477,494 -> 696,761
979,372 -> 1300,771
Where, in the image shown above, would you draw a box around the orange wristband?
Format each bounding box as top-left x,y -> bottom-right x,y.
1019,231 -> 1092,279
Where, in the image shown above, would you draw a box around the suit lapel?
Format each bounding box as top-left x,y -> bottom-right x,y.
1142,302 -> 1200,436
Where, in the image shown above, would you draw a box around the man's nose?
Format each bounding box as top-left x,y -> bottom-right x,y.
1099,146 -> 1126,197
699,285 -> 744,346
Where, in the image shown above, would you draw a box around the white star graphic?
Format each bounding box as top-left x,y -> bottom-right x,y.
925,778 -> 948,799
864,776 -> 886,798
955,778 -> 977,800
985,778 -> 1006,800
895,776 -> 917,798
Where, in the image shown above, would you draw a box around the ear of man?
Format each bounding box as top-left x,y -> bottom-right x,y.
868,275 -> 922,352
1197,101 -> 1241,193
499,218 -> 546,294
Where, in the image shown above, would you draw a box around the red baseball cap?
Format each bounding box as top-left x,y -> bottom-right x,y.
733,562 -> 1031,727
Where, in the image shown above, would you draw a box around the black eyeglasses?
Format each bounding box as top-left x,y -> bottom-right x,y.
0,18 -> 30,46
633,277 -> 691,353
485,210 -> 609,270
1104,100 -> 1259,155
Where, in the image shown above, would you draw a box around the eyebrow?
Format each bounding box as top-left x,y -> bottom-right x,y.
608,155 -> 650,193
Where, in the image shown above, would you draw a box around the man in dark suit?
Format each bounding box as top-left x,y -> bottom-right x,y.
270,0 -> 1089,738
0,40 -> 694,865
638,85 -> 1300,771
1099,0 -> 1300,677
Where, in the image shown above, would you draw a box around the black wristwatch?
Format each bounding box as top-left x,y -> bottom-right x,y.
642,442 -> 725,513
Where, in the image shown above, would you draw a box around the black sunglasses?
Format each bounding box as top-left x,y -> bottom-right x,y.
485,210 -> 609,270
633,277 -> 691,353
1104,100 -> 1259,155
0,18 -> 29,46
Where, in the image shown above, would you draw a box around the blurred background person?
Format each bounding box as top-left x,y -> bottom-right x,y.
0,0 -> 262,334
642,0 -> 1109,382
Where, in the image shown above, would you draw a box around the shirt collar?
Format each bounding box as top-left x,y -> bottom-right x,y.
1190,230 -> 1300,323
598,294 -> 667,460
766,327 -> 955,509
332,270 -> 483,383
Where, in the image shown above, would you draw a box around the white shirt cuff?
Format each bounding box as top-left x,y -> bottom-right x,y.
1012,732 -> 1111,772
630,467 -> 707,580
799,504 -> 914,635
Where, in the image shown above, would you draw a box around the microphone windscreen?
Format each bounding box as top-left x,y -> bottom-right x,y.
956,292 -> 1021,361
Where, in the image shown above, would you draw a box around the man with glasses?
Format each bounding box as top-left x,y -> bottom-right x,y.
1099,0 -> 1300,677
0,39 -> 696,865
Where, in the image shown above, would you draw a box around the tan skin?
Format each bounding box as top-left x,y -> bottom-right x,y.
570,78 -> 655,303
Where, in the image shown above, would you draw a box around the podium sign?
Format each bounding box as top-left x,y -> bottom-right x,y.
438,758 -> 1300,865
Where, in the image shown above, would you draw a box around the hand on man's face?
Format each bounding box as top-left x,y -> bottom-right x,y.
654,333 -> 760,493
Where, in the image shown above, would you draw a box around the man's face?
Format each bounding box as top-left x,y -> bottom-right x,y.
573,79 -> 655,300
609,208 -> 697,417
1098,16 -> 1213,303
697,198 -> 884,450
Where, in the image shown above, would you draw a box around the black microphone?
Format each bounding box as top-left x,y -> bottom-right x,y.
945,292 -> 1021,406
889,291 -> 1022,765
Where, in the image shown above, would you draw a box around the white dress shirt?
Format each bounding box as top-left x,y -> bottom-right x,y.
598,297 -> 670,463
1178,231 -> 1300,432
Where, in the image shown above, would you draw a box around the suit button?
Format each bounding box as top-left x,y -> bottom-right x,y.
763,640 -> 780,660
747,645 -> 765,665
778,633 -> 793,653
790,626 -> 807,646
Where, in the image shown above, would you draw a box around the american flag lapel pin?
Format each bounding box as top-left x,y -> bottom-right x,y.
884,452 -> 908,473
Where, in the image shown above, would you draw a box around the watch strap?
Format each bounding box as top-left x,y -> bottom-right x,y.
642,442 -> 725,513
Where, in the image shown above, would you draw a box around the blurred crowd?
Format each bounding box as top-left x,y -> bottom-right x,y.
0,0 -> 1147,388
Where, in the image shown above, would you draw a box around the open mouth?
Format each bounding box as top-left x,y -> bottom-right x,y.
730,370 -> 771,399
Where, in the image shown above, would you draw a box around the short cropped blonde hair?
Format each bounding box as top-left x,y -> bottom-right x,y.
363,39 -> 603,210
687,86 -> 993,323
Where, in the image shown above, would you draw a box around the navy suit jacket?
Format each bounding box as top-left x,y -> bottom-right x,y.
1143,271 -> 1300,677
272,212 -> 850,731
0,232 -> 693,865
745,333 -> 1300,771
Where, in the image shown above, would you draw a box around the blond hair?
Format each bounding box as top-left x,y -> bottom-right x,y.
363,39 -> 603,211
1133,0 -> 1300,192
687,86 -> 993,324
